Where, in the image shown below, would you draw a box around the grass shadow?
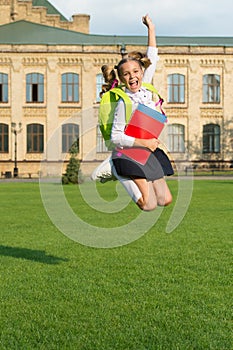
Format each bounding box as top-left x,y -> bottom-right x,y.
0,245 -> 68,265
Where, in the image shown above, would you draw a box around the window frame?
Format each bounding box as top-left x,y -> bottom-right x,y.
96,125 -> 110,153
167,73 -> 185,104
27,123 -> 44,153
0,73 -> 8,103
62,123 -> 80,153
0,123 -> 9,153
203,123 -> 220,154
96,73 -> 105,103
26,73 -> 44,103
61,73 -> 79,103
202,74 -> 220,104
167,123 -> 185,153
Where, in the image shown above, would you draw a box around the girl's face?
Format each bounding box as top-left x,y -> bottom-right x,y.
119,60 -> 143,93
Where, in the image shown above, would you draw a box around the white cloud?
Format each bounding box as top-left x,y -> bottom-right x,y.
49,0 -> 233,36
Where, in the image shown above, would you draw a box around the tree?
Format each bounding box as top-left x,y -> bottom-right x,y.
62,141 -> 84,184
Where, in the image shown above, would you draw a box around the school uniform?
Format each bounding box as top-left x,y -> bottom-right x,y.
111,47 -> 174,183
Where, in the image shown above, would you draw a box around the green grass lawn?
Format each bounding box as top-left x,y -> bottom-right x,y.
0,180 -> 232,350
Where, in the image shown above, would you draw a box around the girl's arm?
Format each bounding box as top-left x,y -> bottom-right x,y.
143,14 -> 159,83
142,14 -> 156,47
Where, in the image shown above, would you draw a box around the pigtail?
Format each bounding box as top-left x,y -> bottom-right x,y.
128,51 -> 152,69
99,65 -> 118,97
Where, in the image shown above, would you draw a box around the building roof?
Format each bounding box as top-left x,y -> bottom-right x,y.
32,0 -> 68,21
0,20 -> 233,47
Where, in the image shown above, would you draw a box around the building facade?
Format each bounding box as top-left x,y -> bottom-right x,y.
0,0 -> 233,178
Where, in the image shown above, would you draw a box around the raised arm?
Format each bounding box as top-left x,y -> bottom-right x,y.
142,14 -> 156,47
142,14 -> 158,83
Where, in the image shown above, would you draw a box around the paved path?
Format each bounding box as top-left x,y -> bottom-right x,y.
0,175 -> 233,183
170,175 -> 233,180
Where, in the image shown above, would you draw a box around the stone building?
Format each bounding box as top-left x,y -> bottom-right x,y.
0,0 -> 233,178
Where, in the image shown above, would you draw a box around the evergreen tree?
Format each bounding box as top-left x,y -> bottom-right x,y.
62,141 -> 84,184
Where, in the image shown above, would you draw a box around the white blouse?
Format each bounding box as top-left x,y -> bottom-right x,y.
111,46 -> 159,148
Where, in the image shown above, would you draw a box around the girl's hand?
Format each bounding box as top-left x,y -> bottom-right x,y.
145,138 -> 159,152
142,14 -> 154,30
134,138 -> 159,152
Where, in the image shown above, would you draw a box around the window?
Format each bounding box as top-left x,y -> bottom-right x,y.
203,74 -> 220,103
168,123 -> 185,153
62,73 -> 79,102
168,74 -> 185,103
203,124 -> 220,153
0,123 -> 9,152
27,124 -> 44,152
62,123 -> 79,153
96,126 -> 109,153
96,73 -> 105,102
0,73 -> 8,103
26,73 -> 44,103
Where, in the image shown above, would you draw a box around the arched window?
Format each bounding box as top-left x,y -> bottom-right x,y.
168,123 -> 185,153
96,73 -> 105,102
167,74 -> 185,103
0,123 -> 9,153
0,73 -> 8,103
203,74 -> 220,103
61,73 -> 79,102
27,123 -> 44,153
96,126 -> 109,153
62,123 -> 79,153
203,124 -> 220,153
26,73 -> 44,103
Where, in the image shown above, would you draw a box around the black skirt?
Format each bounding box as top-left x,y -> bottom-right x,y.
112,147 -> 174,181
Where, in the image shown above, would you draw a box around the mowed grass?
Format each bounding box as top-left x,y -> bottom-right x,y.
0,180 -> 232,350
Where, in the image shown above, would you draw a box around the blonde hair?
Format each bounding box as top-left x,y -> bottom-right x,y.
99,51 -> 151,96
127,51 -> 152,69
100,65 -> 117,96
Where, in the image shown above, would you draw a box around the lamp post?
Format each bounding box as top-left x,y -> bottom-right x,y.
120,44 -> 127,59
11,122 -> 22,178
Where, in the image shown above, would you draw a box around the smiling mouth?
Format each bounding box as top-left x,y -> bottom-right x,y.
129,80 -> 139,89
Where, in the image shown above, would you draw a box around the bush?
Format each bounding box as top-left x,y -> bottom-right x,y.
62,142 -> 84,184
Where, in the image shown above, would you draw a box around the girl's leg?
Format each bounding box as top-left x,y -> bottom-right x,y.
133,178 -> 157,211
112,172 -> 157,211
112,167 -> 143,203
112,166 -> 159,211
152,178 -> 172,206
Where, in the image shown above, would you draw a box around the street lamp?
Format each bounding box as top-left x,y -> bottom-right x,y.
120,44 -> 127,59
11,122 -> 22,177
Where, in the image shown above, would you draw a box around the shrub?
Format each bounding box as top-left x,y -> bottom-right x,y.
62,142 -> 84,184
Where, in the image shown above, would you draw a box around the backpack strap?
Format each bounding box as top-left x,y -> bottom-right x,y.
142,82 -> 161,98
110,87 -> 133,123
142,82 -> 165,115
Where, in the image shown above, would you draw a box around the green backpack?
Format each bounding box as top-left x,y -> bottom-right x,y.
98,82 -> 162,150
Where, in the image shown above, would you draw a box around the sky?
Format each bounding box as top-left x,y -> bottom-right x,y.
49,0 -> 233,37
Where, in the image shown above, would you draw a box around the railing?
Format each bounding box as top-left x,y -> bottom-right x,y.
183,166 -> 233,176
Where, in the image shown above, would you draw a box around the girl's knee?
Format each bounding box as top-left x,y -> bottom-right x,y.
136,197 -> 157,211
166,193 -> 173,206
157,193 -> 173,207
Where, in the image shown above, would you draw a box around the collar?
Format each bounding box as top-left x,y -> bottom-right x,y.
125,86 -> 148,96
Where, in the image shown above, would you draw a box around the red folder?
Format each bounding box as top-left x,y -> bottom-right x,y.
116,147 -> 151,165
125,103 -> 167,139
120,104 -> 167,165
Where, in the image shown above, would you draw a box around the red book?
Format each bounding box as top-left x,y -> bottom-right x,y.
125,103 -> 167,139
120,104 -> 167,165
116,147 -> 152,165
